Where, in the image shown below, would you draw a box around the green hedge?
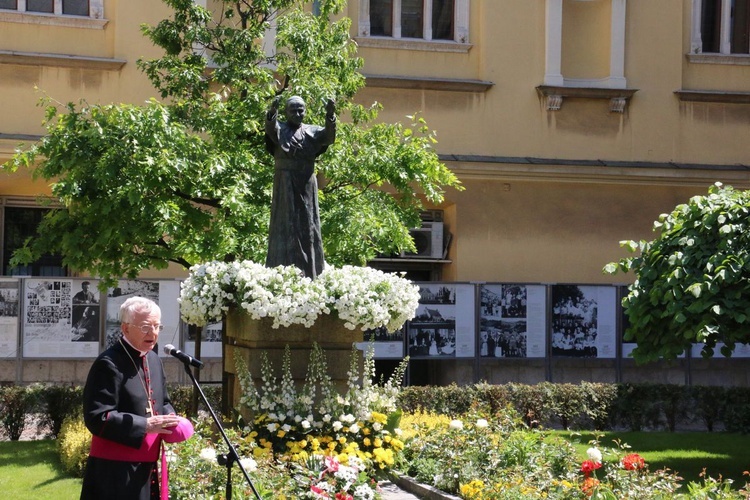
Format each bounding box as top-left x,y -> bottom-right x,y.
2,382 -> 749,440
396,382 -> 749,432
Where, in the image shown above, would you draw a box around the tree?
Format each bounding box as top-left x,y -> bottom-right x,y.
4,0 -> 460,288
604,183 -> 750,363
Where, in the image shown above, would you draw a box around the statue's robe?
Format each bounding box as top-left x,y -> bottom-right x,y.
265,110 -> 336,279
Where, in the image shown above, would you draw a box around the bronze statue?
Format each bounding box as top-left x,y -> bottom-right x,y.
265,95 -> 336,279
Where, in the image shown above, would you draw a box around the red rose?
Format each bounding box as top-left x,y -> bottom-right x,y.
580,459 -> 602,476
622,453 -> 646,471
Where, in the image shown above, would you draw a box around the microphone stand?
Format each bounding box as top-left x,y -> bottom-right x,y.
180,361 -> 262,500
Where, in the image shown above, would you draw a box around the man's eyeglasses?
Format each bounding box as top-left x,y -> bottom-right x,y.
129,323 -> 165,334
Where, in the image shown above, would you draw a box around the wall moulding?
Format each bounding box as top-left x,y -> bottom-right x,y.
536,85 -> 638,112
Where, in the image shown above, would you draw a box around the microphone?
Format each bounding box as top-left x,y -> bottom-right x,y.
163,344 -> 203,369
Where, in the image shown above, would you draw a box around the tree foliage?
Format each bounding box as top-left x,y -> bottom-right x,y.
604,183 -> 750,363
4,0 -> 460,287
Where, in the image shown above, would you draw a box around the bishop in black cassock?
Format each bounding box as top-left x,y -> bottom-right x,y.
80,297 -> 179,500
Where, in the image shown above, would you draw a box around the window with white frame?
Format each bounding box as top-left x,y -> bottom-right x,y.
0,0 -> 103,19
693,0 -> 750,54
359,0 -> 469,44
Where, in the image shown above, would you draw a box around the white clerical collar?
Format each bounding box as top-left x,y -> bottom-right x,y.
121,335 -> 149,357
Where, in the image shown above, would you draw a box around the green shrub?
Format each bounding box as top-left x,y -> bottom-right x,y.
57,415 -> 91,477
40,384 -> 83,438
722,387 -> 750,434
506,382 -> 554,428
168,383 -> 223,417
0,385 -> 37,440
692,385 -> 726,432
657,383 -> 692,432
579,381 -> 618,430
549,383 -> 587,430
614,383 -> 663,431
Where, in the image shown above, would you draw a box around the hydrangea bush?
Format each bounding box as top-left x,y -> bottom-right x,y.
179,260 -> 420,332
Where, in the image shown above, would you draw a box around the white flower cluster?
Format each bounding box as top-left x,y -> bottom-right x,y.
179,260 -> 420,332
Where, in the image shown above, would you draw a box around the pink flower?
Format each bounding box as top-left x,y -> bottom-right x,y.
310,484 -> 329,498
324,455 -> 340,474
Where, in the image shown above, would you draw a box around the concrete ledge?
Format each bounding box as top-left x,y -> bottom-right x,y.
390,472 -> 462,500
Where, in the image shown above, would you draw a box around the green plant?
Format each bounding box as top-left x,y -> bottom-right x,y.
605,183 -> 750,363
0,385 -> 37,440
692,385 -> 726,432
506,382 -> 554,428
57,415 -> 91,478
722,387 -> 750,434
580,382 -> 619,431
168,383 -> 222,417
234,342 -> 408,477
550,383 -> 587,430
40,384 -> 83,438
614,384 -> 663,431
656,384 -> 692,432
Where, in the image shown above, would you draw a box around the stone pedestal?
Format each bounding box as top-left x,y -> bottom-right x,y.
222,308 -> 364,412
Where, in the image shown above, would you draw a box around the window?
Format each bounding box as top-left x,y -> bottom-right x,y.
0,0 -> 103,19
695,0 -> 750,54
2,206 -> 65,276
360,0 -> 469,44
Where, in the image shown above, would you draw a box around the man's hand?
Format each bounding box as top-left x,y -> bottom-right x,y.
146,415 -> 181,434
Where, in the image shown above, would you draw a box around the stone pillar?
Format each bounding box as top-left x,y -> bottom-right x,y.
222,308 -> 364,411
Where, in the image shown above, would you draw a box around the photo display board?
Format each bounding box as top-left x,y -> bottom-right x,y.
551,285 -> 617,359
0,279 -> 20,358
23,278 -> 101,358
360,325 -> 406,359
407,283 -> 475,359
184,321 -> 223,358
105,279 -> 181,356
479,284 -> 547,358
691,343 -> 750,359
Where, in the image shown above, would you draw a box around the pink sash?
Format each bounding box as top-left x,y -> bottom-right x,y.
90,433 -> 162,462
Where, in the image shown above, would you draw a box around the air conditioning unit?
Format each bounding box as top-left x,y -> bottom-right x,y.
401,221 -> 444,259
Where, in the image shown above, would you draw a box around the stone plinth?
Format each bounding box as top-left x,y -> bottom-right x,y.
223,309 -> 364,411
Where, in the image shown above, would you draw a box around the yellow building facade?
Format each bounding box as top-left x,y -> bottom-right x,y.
2,1 -> 750,385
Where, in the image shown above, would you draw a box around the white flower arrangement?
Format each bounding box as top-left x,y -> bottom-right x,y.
179,260 -> 420,333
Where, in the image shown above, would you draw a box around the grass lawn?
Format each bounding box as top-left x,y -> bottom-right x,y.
556,430 -> 750,488
0,440 -> 82,499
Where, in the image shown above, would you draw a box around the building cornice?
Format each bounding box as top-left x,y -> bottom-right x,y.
0,50 -> 126,70
441,154 -> 750,187
364,74 -> 493,92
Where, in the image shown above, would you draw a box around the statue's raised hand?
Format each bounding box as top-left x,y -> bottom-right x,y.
325,98 -> 336,118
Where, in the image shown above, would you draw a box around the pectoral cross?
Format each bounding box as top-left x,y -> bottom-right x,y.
146,400 -> 155,416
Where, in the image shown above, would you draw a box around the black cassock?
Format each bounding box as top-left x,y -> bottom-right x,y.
80,339 -> 174,500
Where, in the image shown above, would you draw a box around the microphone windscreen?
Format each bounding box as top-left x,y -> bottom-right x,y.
164,344 -> 176,355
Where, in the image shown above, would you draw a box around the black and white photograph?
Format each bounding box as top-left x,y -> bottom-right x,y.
408,304 -> 457,358
184,321 -> 223,358
408,283 -> 476,358
105,279 -> 181,353
551,285 -> 617,359
0,279 -> 20,358
361,325 -> 405,359
72,280 -> 99,304
23,279 -> 100,357
479,284 -> 547,358
418,284 -> 456,304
